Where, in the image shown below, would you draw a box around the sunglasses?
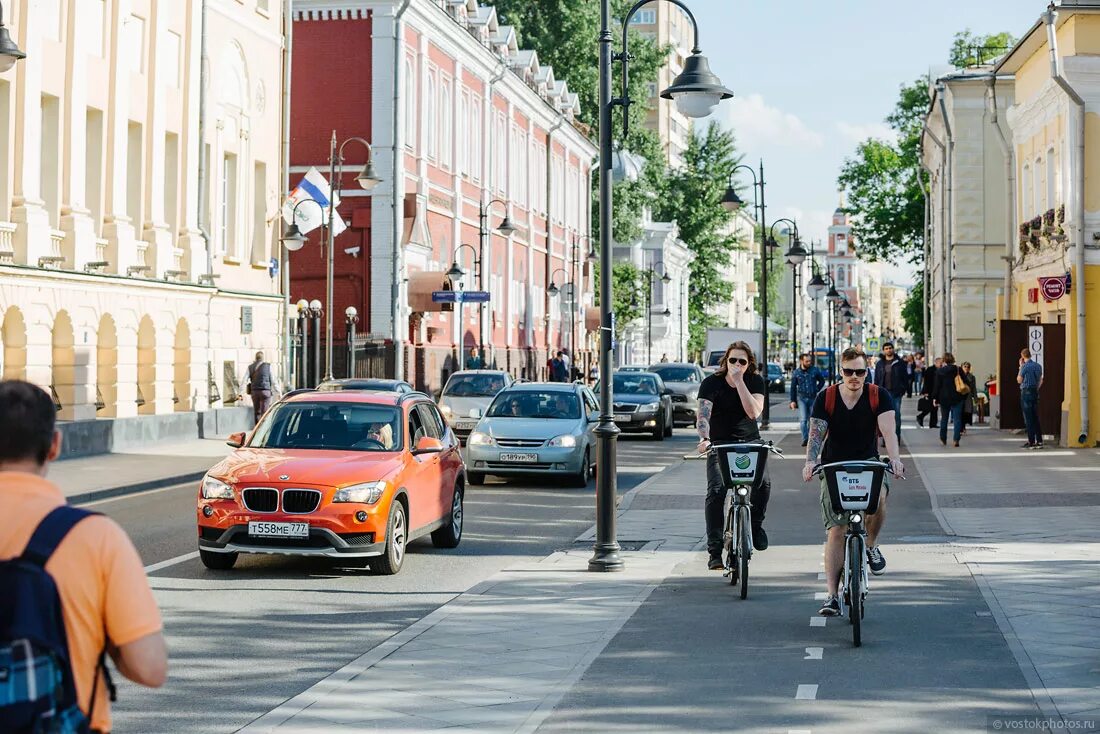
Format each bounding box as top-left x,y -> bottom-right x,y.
727,358 -> 749,366
842,368 -> 868,377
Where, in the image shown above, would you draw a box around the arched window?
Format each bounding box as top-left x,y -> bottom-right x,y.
426,74 -> 436,160
405,58 -> 416,150
441,84 -> 452,169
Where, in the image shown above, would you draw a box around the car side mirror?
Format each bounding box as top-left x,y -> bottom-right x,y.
226,431 -> 246,449
413,436 -> 444,454
661,388 -> 672,396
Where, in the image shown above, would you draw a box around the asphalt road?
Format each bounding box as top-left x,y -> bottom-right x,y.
84,430 -> 698,734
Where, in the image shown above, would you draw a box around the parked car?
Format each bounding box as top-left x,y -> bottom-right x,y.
617,365 -> 649,372
599,371 -> 674,440
316,378 -> 415,394
464,382 -> 598,487
438,370 -> 513,440
196,391 -> 464,575
647,362 -> 704,427
766,363 -> 786,393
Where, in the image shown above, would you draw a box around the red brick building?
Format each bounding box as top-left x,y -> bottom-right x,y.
290,0 -> 596,392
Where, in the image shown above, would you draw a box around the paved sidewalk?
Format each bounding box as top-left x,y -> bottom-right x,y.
904,420 -> 1100,721
53,436 -> 233,504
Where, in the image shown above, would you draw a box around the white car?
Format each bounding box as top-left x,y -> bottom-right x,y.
438,370 -> 513,440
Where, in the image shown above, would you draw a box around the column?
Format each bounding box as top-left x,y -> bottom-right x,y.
59,0 -> 96,270
114,319 -> 139,418
141,0 -> 173,278
9,0 -> 51,265
177,0 -> 205,278
102,0 -> 139,274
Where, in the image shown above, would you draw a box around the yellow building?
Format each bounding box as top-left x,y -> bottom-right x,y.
995,0 -> 1100,447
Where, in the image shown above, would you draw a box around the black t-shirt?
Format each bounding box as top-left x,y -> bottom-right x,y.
698,372 -> 767,441
811,386 -> 896,463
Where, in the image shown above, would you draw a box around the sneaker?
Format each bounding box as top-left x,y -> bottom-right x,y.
867,546 -> 886,576
953,440 -> 960,447
1033,443 -> 1045,450
1021,442 -> 1035,449
801,439 -> 808,447
752,524 -> 768,551
818,595 -> 840,616
707,554 -> 724,571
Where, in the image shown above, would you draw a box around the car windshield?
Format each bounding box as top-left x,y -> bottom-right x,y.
249,402 -> 402,451
487,391 -> 580,419
444,374 -> 506,397
768,365 -> 783,376
612,374 -> 659,395
650,366 -> 699,383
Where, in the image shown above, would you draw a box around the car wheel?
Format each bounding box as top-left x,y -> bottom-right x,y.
664,412 -> 674,437
466,471 -> 486,486
370,500 -> 407,575
199,549 -> 237,570
431,483 -> 464,549
651,414 -> 665,441
569,449 -> 591,488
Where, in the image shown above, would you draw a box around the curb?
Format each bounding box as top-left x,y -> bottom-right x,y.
69,471 -> 207,506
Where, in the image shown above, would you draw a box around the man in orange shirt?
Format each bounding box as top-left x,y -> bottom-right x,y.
0,381 -> 167,733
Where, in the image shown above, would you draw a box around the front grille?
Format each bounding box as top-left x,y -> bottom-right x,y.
231,533 -> 333,549
670,394 -> 687,403
339,532 -> 376,547
613,403 -> 638,413
242,488 -> 278,512
496,438 -> 545,448
486,461 -> 553,470
282,489 -> 321,514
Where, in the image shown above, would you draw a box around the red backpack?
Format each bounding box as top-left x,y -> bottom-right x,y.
824,383 -> 882,440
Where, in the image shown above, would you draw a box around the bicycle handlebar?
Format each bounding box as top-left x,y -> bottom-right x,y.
811,459 -> 901,478
683,440 -> 784,461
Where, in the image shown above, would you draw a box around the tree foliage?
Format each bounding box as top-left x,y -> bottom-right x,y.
592,261 -> 645,339
949,30 -> 1017,68
654,124 -> 741,355
902,277 -> 925,348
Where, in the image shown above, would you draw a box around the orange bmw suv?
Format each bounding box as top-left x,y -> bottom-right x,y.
196,390 -> 464,574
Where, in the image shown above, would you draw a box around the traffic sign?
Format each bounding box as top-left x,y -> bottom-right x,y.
1039,276 -> 1067,301
867,337 -> 880,353
432,291 -> 458,303
462,291 -> 491,303
432,290 -> 491,303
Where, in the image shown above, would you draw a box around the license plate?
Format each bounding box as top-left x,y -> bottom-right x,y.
455,421 -> 477,431
499,452 -> 538,463
248,521 -> 309,538
613,414 -> 632,422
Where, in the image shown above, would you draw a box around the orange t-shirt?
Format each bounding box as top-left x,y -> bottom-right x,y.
0,471 -> 163,733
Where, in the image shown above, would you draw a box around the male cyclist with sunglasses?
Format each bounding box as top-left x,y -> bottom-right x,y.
697,341 -> 770,570
801,347 -> 905,616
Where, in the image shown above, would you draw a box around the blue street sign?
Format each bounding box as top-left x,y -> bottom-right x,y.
432,291 -> 458,303
462,291 -> 491,303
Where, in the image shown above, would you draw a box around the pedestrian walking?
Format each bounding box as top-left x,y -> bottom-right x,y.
550,351 -> 568,382
934,353 -> 965,447
466,347 -> 485,370
789,353 -> 826,447
1018,348 -> 1045,449
905,355 -> 915,398
246,351 -> 273,424
917,356 -> 941,428
659,353 -> 670,363
0,380 -> 167,734
959,362 -> 978,432
872,341 -> 908,442
914,353 -> 925,394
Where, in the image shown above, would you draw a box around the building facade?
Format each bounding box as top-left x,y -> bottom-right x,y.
994,1 -> 1100,447
709,208 -> 757,331
1,0 -> 284,433
630,1 -> 694,169
922,69 -> 1014,381
290,0 -> 596,393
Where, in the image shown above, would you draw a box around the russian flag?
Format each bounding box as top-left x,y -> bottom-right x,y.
282,167 -> 347,237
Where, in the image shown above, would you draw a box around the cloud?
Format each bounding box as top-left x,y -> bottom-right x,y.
835,121 -> 898,145
710,94 -> 824,150
778,207 -> 834,247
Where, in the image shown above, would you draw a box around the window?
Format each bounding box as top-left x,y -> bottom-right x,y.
630,9 -> 656,23
408,404 -> 427,446
251,161 -> 266,263
405,58 -> 417,149
84,0 -> 106,57
257,0 -> 270,12
164,133 -> 179,243
222,153 -> 238,257
417,404 -> 444,440
125,15 -> 146,74
441,83 -> 452,169
470,100 -> 481,181
127,122 -> 143,233
426,74 -> 436,159
495,113 -> 507,193
457,94 -> 467,175
1046,148 -> 1056,211
159,30 -> 182,87
40,96 -> 60,227
1021,163 -> 1031,217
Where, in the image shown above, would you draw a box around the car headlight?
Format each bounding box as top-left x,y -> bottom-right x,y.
637,403 -> 658,413
468,431 -> 495,446
548,434 -> 577,448
688,389 -> 699,400
333,481 -> 388,504
440,404 -> 453,418
201,476 -> 234,500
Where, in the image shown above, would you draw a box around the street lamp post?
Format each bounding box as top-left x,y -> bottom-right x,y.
296,299 -> 309,389
345,306 -> 359,377
547,268 -> 571,374
446,243 -> 483,370
592,0 -> 732,572
722,161 -> 769,423
309,299 -> 323,387
323,131 -> 382,382
281,198 -> 326,389
784,237 -> 808,362
477,199 -> 515,363
806,240 -> 826,358
0,1 -> 26,72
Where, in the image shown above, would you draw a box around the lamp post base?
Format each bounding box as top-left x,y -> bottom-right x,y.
588,546 -> 624,572
588,418 -> 624,572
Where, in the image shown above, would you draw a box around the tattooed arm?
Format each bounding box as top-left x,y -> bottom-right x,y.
802,417 -> 829,481
696,399 -> 713,454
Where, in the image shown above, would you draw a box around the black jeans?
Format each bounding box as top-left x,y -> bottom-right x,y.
1021,388 -> 1042,444
705,454 -> 770,556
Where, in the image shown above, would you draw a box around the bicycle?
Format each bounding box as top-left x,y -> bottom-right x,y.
813,460 -> 889,647
688,441 -> 783,599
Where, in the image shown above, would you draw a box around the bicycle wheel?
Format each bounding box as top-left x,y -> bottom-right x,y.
738,505 -> 752,599
726,505 -> 738,586
848,535 -> 864,647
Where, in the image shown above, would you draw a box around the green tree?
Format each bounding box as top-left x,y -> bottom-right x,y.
654,124 -> 741,355
902,278 -> 925,347
949,30 -> 1017,68
488,0 -> 669,244
592,261 -> 645,339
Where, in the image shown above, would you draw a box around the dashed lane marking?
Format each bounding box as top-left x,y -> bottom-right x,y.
814,592 -> 827,600
817,572 -> 826,580
144,551 -> 199,574
810,617 -> 826,627
788,730 -> 812,734
804,647 -> 823,660
795,684 -> 819,700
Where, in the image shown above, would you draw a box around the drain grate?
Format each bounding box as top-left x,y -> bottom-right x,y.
568,540 -> 654,551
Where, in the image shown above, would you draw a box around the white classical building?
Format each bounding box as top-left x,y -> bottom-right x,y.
1,1 -> 285,442
709,207 -> 757,331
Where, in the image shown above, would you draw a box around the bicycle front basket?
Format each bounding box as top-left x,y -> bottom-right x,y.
824,464 -> 885,514
715,444 -> 769,489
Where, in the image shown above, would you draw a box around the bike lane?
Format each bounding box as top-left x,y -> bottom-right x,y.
537,428 -> 1040,733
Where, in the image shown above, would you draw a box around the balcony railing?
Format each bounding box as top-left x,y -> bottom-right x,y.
0,222 -> 15,264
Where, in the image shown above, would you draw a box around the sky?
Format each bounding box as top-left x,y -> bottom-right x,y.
691,0 -> 1047,287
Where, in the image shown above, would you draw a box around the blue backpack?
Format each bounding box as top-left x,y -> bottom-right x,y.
0,506 -> 107,733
